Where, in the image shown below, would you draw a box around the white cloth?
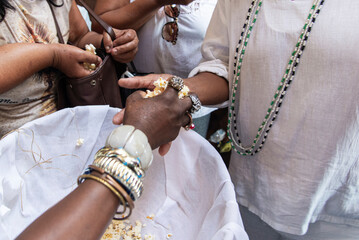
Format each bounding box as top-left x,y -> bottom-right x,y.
132,0 -> 218,118
190,0 -> 359,236
0,106 -> 248,240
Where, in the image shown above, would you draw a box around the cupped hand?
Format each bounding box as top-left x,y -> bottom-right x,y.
102,29 -> 138,63
51,43 -> 101,78
118,73 -> 173,90
121,87 -> 192,150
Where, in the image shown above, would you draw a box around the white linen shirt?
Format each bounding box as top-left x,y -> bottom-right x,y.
132,0 -> 218,118
190,0 -> 359,235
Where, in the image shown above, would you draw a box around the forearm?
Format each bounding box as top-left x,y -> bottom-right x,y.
16,179 -> 119,240
0,43 -> 55,94
185,72 -> 229,105
75,31 -> 103,50
69,0 -> 102,49
93,0 -> 161,32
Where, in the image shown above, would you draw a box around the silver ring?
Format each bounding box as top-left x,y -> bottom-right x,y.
188,93 -> 202,114
168,76 -> 184,91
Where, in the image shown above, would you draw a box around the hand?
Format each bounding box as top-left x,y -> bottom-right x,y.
102,29 -> 138,63
118,73 -> 173,90
51,44 -> 101,78
115,87 -> 192,150
113,108 -> 173,156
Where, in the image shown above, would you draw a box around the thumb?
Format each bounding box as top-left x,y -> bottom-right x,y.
158,142 -> 172,156
112,108 -> 125,125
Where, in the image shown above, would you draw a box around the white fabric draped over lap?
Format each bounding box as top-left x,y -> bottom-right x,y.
0,106 -> 248,240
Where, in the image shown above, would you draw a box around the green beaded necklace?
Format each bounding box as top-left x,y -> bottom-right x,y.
227,0 -> 325,156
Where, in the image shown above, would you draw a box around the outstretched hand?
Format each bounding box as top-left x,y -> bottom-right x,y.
118,73 -> 173,90
102,29 -> 138,63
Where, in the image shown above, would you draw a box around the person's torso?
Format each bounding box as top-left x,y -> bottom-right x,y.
132,0 -> 217,78
217,0 -> 359,234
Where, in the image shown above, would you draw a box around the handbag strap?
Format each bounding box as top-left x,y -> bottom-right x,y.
48,0 -> 65,44
47,0 -> 116,43
76,0 -> 116,41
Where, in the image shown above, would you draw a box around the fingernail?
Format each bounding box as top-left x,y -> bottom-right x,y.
113,49 -> 118,55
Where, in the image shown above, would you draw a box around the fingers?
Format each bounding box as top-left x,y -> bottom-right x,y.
102,32 -> 113,53
113,29 -> 137,46
118,74 -> 163,89
79,51 -> 102,65
158,142 -> 172,156
161,84 -> 193,112
112,108 -> 125,125
111,29 -> 139,62
112,48 -> 138,63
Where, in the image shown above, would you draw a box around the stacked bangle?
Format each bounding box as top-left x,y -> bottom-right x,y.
93,149 -> 143,201
78,125 -> 153,219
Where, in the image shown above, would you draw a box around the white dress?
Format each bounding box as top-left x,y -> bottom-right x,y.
190,0 -> 359,237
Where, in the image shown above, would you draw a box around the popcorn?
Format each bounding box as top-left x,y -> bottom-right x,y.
144,234 -> 155,240
101,219 -> 147,240
101,215 -> 173,240
83,44 -> 97,71
146,214 -> 155,220
76,138 -> 84,147
145,77 -> 189,99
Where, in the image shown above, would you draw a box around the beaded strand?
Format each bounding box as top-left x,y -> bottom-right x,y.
228,0 -> 325,156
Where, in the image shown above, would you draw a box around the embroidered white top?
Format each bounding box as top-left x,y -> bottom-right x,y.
190,0 -> 359,235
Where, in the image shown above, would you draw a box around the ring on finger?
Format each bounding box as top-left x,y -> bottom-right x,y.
184,112 -> 195,131
188,93 -> 202,114
168,76 -> 184,92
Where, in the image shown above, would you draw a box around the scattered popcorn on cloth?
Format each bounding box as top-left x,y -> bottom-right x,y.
145,77 -> 189,99
101,214 -> 170,240
83,43 -> 97,71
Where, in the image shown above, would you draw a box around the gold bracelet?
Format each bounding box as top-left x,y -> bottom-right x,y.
94,147 -> 145,178
93,153 -> 144,200
77,174 -> 127,212
89,165 -> 134,211
89,172 -> 133,220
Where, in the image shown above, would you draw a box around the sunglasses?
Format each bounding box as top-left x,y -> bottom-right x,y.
162,4 -> 180,45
